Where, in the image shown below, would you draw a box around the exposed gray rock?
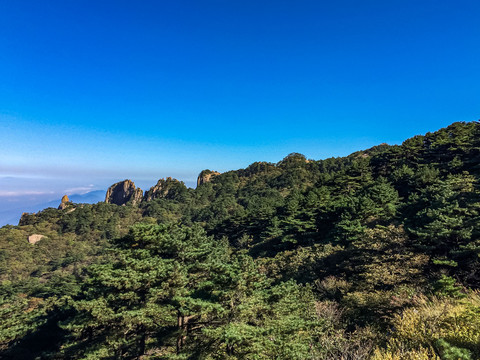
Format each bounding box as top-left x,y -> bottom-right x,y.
105,180 -> 143,206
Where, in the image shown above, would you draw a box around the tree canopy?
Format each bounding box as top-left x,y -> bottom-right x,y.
1,121 -> 480,359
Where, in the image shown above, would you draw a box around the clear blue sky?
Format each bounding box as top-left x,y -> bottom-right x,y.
0,0 -> 479,202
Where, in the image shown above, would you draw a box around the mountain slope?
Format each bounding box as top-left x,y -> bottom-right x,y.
1,121 -> 480,359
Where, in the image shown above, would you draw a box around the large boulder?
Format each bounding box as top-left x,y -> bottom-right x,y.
58,194 -> 70,210
28,234 -> 45,244
105,180 -> 143,206
144,177 -> 187,201
197,170 -> 221,187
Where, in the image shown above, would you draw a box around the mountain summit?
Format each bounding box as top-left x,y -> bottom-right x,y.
105,180 -> 143,206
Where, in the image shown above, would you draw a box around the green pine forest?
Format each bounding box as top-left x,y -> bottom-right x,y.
1,121 -> 480,359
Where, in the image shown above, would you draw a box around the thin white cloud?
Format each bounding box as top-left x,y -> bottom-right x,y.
63,185 -> 96,195
0,190 -> 56,197
0,174 -> 51,180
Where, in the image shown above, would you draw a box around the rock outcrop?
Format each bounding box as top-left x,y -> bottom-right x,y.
28,234 -> 45,244
19,212 -> 34,226
105,180 -> 143,206
197,170 -> 221,187
144,177 -> 187,201
58,194 -> 70,210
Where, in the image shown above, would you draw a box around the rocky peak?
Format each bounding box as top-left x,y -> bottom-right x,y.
58,194 -> 70,210
105,180 -> 143,206
144,177 -> 187,201
197,170 -> 221,187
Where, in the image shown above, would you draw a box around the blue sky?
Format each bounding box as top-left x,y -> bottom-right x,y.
1,0 -> 479,206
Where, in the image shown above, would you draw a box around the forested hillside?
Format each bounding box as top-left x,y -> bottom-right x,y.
1,121 -> 480,359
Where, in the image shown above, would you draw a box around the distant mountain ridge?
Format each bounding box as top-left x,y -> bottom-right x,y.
0,190 -> 105,227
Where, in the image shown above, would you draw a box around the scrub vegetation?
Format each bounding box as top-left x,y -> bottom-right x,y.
1,121 -> 480,359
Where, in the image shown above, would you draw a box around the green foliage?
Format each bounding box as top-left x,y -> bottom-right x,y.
436,338 -> 472,360
59,223 -> 230,358
0,294 -> 47,351
1,121 -> 480,358
433,275 -> 466,298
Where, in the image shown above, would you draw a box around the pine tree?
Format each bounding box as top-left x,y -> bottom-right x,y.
59,223 -> 230,358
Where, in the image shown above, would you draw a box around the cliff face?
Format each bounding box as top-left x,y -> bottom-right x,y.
105,180 -> 143,206
144,177 -> 187,201
197,170 -> 221,187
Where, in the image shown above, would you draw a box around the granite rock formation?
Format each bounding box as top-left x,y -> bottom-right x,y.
58,194 -> 70,210
105,180 -> 143,206
197,170 -> 221,187
144,177 -> 187,201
